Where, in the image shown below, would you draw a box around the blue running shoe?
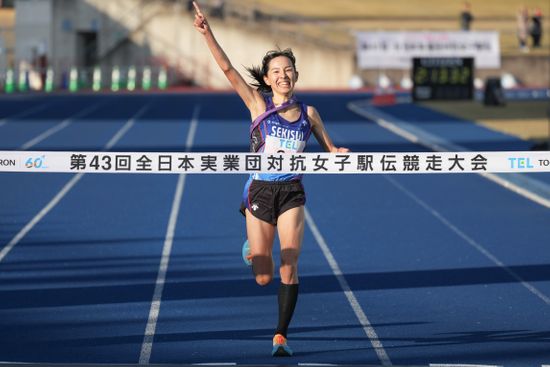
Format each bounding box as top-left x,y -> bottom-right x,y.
272,334 -> 293,357
242,239 -> 252,266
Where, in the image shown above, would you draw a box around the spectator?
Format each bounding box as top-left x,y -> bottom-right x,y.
517,6 -> 530,52
530,7 -> 543,48
460,1 -> 474,31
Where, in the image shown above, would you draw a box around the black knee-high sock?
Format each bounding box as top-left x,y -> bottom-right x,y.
275,283 -> 299,338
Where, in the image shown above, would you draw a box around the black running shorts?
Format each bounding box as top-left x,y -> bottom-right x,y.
240,180 -> 306,225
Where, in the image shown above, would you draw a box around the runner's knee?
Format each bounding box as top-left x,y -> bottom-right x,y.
255,273 -> 273,286
253,255 -> 274,286
280,247 -> 299,267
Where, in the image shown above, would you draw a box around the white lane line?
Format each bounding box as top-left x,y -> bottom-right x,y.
478,171 -> 550,210
19,119 -> 73,150
0,103 -> 151,264
105,103 -> 150,150
430,364 -> 502,367
0,172 -> 84,262
304,207 -> 393,367
385,175 -> 550,306
20,102 -> 105,150
139,105 -> 200,365
348,102 -> 550,209
139,173 -> 187,364
185,105 -> 200,150
0,100 -> 56,127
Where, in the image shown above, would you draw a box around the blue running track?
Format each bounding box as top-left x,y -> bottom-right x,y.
0,92 -> 549,366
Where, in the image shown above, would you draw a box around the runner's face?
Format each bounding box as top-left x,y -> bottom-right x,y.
264,56 -> 298,95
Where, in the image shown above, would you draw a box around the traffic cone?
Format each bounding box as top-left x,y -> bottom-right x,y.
158,66 -> 167,90
44,68 -> 54,92
92,66 -> 102,91
69,67 -> 78,92
142,66 -> 152,90
5,69 -> 15,93
111,66 -> 120,92
127,66 -> 136,91
18,67 -> 28,92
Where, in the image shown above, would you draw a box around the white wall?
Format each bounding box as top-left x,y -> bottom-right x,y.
143,11 -> 354,88
15,0 -> 355,88
84,0 -> 355,88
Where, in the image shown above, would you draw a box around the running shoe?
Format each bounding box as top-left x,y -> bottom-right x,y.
242,239 -> 252,266
272,334 -> 293,357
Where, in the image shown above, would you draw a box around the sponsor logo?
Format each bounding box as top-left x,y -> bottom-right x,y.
278,138 -> 302,150
508,157 -> 534,169
251,203 -> 259,211
0,158 -> 16,167
25,155 -> 48,169
270,126 -> 305,141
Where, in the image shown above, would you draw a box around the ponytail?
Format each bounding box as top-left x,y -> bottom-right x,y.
245,64 -> 271,94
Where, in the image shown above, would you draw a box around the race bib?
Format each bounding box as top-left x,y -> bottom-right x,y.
264,135 -> 306,153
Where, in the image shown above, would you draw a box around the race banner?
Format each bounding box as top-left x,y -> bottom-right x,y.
1,151 -> 549,174
356,31 -> 500,69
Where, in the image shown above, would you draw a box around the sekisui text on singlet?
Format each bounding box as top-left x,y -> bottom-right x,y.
249,96 -> 313,182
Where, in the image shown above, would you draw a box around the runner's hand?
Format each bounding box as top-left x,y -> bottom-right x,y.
193,1 -> 209,34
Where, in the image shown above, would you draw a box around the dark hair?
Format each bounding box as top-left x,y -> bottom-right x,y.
245,48 -> 297,94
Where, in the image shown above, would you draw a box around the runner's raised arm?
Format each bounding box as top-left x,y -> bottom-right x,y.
192,1 -> 263,117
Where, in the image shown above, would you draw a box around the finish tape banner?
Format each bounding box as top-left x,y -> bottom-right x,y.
1,151 -> 549,174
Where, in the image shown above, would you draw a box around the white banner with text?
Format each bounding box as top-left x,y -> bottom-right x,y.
356,31 -> 500,69
1,151 -> 549,174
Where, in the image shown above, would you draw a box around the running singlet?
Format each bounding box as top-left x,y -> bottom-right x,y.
249,95 -> 313,182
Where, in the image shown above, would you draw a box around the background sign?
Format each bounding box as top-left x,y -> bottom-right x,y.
356,31 -> 500,69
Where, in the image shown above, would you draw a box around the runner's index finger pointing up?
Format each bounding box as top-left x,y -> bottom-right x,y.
193,1 -> 203,17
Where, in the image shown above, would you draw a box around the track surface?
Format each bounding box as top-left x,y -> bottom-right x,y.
0,93 -> 549,366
